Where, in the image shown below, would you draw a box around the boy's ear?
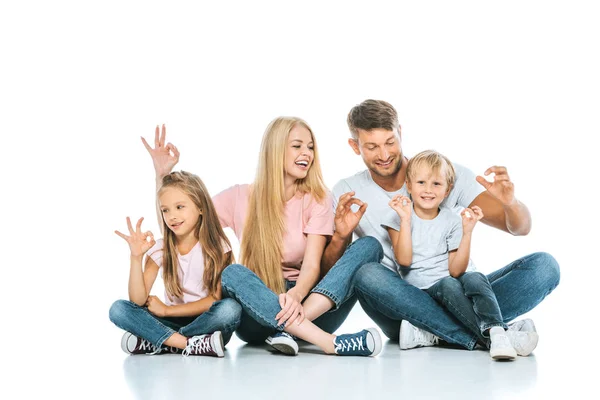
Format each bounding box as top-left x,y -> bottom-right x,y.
445,185 -> 452,197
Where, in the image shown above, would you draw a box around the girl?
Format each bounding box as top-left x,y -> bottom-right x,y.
144,120 -> 384,357
386,150 -> 539,360
109,171 -> 242,357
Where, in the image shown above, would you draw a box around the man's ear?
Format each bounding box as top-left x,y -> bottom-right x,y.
348,138 -> 361,155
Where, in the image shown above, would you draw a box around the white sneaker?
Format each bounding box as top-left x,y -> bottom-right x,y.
265,332 -> 299,356
506,330 -> 539,356
508,318 -> 537,333
399,320 -> 440,350
489,328 -> 517,360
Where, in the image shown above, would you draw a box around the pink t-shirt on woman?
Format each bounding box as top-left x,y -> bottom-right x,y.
212,184 -> 334,281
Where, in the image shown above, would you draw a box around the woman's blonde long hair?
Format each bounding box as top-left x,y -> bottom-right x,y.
240,117 -> 327,294
159,171 -> 234,300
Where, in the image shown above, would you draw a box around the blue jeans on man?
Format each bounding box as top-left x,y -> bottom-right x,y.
353,252 -> 560,349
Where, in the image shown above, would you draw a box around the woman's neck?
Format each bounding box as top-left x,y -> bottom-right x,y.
284,176 -> 298,202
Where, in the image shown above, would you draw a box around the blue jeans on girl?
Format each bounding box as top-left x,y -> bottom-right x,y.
109,298 -> 242,347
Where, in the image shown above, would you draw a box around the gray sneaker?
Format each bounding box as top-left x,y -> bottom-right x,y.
399,320 -> 440,350
265,332 -> 299,356
508,318 -> 537,333
505,330 -> 539,356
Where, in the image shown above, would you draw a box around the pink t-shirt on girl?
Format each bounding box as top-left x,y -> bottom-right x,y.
147,238 -> 208,306
212,184 -> 334,281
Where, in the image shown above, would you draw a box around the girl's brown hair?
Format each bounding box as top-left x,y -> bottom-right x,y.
159,171 -> 233,300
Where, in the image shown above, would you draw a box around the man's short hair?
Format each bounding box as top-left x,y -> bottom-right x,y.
347,99 -> 400,139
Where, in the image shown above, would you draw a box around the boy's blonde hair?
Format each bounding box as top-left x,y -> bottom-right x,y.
406,150 -> 456,188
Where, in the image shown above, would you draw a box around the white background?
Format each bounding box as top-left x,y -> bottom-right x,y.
1,1 -> 598,398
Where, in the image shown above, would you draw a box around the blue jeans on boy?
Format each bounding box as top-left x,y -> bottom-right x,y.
109,298 -> 242,348
354,252 -> 560,349
426,272 -> 506,346
221,236 -> 383,344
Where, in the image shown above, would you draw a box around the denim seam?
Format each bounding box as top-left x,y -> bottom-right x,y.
481,323 -> 506,333
310,288 -> 341,309
356,285 -> 477,350
156,330 -> 176,348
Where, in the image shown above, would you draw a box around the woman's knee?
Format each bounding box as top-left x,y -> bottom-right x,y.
221,263 -> 251,289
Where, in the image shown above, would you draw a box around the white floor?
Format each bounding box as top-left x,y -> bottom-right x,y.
3,3 -> 598,400
13,301 -> 591,400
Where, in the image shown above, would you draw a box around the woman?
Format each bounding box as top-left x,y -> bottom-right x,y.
143,119 -> 383,356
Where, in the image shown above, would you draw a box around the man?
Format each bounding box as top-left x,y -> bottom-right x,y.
322,99 -> 560,352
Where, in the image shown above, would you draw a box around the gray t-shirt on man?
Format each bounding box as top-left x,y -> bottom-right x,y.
331,162 -> 484,275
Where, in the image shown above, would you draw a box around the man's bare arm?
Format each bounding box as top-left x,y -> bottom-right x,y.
320,191 -> 367,274
470,166 -> 531,236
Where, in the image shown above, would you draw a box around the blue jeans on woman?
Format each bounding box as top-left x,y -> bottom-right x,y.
426,272 -> 506,346
109,298 -> 242,348
354,252 -> 560,349
221,236 -> 383,344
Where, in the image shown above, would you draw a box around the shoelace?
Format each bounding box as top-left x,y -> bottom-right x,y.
413,328 -> 439,346
137,338 -> 161,354
182,336 -> 212,357
335,335 -> 365,353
